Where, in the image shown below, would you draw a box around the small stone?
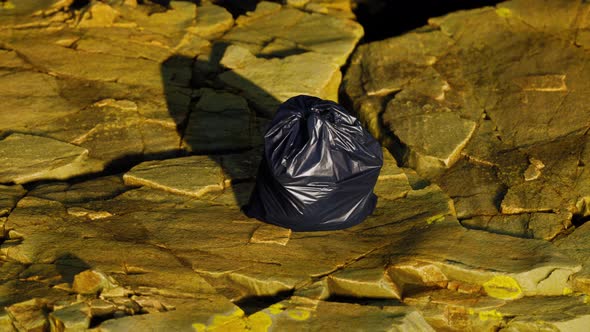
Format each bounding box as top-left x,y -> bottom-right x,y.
250,224 -> 292,246
89,299 -> 117,317
66,207 -> 112,220
0,134 -> 104,185
5,299 -> 48,332
187,3 -> 234,39
383,111 -> 477,178
49,302 -> 91,332
78,2 -> 120,28
524,157 -> 545,181
100,286 -> 132,299
72,270 -> 117,295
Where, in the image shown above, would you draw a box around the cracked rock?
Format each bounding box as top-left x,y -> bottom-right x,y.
0,134 -> 104,184
48,302 -> 91,331
182,89 -> 254,153
123,156 -> 225,198
219,45 -> 341,116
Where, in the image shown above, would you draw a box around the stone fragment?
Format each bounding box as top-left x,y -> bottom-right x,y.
66,207 -> 112,220
116,0 -> 197,37
304,0 -> 355,19
182,89 -> 254,153
5,298 -> 48,332
0,134 -> 104,184
384,111 -> 476,177
89,299 -> 117,317
225,2 -> 362,65
78,2 -> 119,28
500,181 -> 566,214
374,148 -> 412,200
49,302 -> 91,332
0,185 -> 26,217
219,45 -> 341,116
187,2 -> 234,39
328,256 -> 402,299
436,160 -> 503,218
72,270 -> 117,295
524,157 -> 545,181
123,156 -> 224,198
250,224 -> 292,246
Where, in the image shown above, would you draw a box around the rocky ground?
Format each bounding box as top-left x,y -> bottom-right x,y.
1,0 -> 590,331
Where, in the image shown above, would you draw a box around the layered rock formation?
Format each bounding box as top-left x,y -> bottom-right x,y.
1,0 -> 590,331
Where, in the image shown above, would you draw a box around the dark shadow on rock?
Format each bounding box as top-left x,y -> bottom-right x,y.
354,0 -> 505,42
54,253 -> 92,284
233,289 -> 294,315
161,43 -> 279,209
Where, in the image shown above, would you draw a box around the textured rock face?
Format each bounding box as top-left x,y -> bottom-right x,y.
1,0 -> 590,330
344,0 -> 590,241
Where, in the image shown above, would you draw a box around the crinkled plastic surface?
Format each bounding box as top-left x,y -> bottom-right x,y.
245,95 -> 383,231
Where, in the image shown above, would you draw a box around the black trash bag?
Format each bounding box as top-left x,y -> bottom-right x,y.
244,95 -> 383,231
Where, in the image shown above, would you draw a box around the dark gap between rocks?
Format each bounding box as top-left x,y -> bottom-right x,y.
325,295 -> 404,307
233,289 -> 294,316
572,213 -> 590,228
353,0 -> 506,42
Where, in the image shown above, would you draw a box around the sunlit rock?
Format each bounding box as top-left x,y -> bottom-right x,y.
219,45 -> 341,116
48,302 -> 91,332
187,2 -> 234,40
123,156 -> 225,198
0,134 -> 104,184
224,1 -> 362,66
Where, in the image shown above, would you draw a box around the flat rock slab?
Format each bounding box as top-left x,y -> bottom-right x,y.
0,134 -> 104,184
223,2 -> 363,66
327,222 -> 580,301
182,89 -> 254,153
219,45 -> 341,116
123,156 -> 225,198
245,296 -> 435,332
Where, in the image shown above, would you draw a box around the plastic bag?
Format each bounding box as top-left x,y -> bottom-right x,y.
245,95 -> 383,231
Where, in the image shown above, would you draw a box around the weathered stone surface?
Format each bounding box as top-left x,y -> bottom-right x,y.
224,1 -> 363,65
187,2 -> 234,40
0,134 -> 104,184
5,298 -> 48,332
0,185 -> 25,217
250,224 -> 292,246
384,111 -> 476,177
219,45 -> 341,116
49,302 -> 91,332
97,298 -> 244,332
123,156 -> 225,198
246,296 -> 434,331
72,270 -> 117,295
182,89 -> 254,153
3,0 -> 590,329
373,148 -> 412,200
78,2 -> 120,28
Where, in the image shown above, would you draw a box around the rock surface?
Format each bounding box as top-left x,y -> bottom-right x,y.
0,134 -> 104,184
1,0 -> 590,330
